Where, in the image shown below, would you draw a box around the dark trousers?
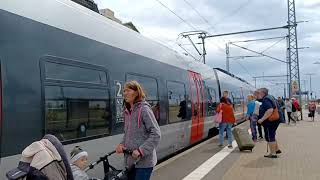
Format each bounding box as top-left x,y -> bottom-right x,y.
128,167 -> 153,180
287,112 -> 296,123
257,123 -> 263,138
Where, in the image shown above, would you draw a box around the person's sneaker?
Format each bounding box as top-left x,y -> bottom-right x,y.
258,137 -> 264,140
218,144 -> 223,147
276,150 -> 282,154
227,145 -> 233,148
264,154 -> 277,158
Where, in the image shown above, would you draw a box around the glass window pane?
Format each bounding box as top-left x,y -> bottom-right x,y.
45,62 -> 107,84
167,81 -> 186,123
126,74 -> 160,121
126,74 -> 158,100
206,87 -> 218,116
45,86 -> 111,142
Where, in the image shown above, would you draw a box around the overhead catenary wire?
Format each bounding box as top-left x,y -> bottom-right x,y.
154,0 -> 198,30
211,0 -> 255,28
230,43 -> 287,63
260,37 -> 286,53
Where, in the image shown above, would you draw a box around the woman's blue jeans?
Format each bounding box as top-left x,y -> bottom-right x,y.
128,167 -> 153,180
219,123 -> 233,145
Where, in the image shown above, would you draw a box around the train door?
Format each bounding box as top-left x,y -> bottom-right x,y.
188,71 -> 205,144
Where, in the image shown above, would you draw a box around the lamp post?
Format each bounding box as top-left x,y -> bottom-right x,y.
305,73 -> 316,99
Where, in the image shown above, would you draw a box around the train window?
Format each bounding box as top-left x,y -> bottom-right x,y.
44,86 -> 111,142
45,62 -> 107,84
126,74 -> 160,121
231,92 -> 244,114
206,87 -> 217,116
167,81 -> 186,123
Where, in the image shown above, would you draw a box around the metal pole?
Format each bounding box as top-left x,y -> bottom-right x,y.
201,36 -> 206,64
287,0 -> 302,120
205,25 -> 288,38
309,74 -> 312,99
226,43 -> 230,72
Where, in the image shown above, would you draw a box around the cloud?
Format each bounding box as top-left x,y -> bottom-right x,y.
95,0 -> 320,97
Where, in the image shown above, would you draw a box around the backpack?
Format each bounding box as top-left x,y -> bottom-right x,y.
6,135 -> 73,180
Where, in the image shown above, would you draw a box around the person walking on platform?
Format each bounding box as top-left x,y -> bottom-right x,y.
246,95 -> 260,142
292,98 -> 300,121
278,97 -> 286,123
308,100 -> 317,121
285,98 -> 296,124
216,97 -> 236,148
254,91 -> 264,139
257,88 -> 282,158
116,81 -> 161,180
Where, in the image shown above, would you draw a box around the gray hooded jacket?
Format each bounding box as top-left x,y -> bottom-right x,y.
121,101 -> 161,168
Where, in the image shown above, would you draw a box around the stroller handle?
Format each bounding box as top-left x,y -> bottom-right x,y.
85,150 -> 117,171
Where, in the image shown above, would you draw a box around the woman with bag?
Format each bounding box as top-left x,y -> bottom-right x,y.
116,80 -> 161,180
257,88 -> 281,158
216,97 -> 236,148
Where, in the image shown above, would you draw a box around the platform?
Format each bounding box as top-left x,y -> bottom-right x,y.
152,111 -> 320,180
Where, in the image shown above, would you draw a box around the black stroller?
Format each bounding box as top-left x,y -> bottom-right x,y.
86,149 -> 139,180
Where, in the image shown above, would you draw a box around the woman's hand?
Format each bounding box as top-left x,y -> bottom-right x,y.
116,144 -> 124,154
132,149 -> 141,159
257,119 -> 264,124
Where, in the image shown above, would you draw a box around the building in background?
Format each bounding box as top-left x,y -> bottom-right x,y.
71,0 -> 140,33
71,0 -> 99,13
99,8 -> 140,33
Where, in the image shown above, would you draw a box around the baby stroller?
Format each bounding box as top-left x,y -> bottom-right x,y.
85,149 -> 139,180
6,134 -> 74,180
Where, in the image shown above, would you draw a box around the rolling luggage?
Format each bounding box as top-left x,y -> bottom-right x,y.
232,127 -> 255,152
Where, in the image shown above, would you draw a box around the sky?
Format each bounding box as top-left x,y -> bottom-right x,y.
94,0 -> 320,98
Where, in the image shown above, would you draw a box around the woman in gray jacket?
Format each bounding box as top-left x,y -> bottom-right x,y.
116,80 -> 161,180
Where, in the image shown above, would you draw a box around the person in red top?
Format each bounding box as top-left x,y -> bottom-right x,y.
308,100 -> 317,121
216,97 -> 236,148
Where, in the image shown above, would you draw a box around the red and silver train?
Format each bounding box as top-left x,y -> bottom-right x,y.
0,0 -> 253,177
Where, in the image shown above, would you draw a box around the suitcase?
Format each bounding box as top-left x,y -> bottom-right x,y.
232,127 -> 255,152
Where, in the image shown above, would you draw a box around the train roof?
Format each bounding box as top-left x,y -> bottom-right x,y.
1,0 -> 252,87
1,0 -> 195,69
214,68 -> 251,85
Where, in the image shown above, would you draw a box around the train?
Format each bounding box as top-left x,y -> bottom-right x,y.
0,0 -> 253,178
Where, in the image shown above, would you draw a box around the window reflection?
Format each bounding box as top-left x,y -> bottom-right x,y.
167,81 -> 186,123
127,74 -> 160,121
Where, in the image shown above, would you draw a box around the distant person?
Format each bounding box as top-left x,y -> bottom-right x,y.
246,95 -> 260,142
308,100 -> 317,121
257,88 -> 281,158
70,146 -> 89,180
254,91 -> 264,139
216,97 -> 236,148
116,80 -> 161,180
277,97 -> 286,123
223,90 -> 233,138
223,90 -> 233,105
292,98 -> 300,121
285,98 -> 296,124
